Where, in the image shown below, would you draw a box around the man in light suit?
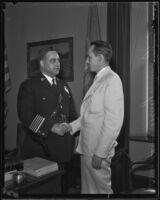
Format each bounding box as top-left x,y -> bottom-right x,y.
65,40 -> 124,193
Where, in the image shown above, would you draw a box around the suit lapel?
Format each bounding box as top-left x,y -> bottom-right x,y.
83,67 -> 111,102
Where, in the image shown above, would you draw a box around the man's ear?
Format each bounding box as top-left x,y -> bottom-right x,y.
40,60 -> 44,68
98,54 -> 104,63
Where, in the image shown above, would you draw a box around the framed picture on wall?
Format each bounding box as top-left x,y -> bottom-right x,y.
27,37 -> 73,81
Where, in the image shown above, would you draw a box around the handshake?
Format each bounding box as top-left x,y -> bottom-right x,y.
51,123 -> 72,136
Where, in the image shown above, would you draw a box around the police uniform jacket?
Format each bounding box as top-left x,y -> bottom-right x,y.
17,72 -> 77,163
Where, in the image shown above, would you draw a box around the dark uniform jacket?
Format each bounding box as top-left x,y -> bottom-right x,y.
17,72 -> 77,163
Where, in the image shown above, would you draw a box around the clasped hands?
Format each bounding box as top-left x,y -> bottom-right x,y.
51,122 -> 72,136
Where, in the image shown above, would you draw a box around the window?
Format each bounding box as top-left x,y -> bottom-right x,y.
130,2 -> 157,140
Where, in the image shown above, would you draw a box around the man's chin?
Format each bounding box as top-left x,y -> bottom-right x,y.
52,70 -> 60,76
89,69 -> 94,73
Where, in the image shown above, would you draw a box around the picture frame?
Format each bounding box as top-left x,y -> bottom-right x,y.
27,37 -> 73,81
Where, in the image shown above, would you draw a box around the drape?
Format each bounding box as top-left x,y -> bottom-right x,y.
4,44 -> 12,130
148,3 -> 155,136
107,2 -> 130,193
107,2 -> 130,151
83,2 -> 101,95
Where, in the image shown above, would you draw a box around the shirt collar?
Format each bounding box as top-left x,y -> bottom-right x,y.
42,73 -> 55,85
96,66 -> 109,78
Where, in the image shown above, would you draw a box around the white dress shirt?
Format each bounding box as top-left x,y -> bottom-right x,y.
43,73 -> 57,85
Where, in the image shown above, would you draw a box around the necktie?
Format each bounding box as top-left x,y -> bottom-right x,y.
52,77 -> 57,86
51,77 -> 59,98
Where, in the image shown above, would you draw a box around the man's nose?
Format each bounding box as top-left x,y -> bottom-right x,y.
86,58 -> 89,64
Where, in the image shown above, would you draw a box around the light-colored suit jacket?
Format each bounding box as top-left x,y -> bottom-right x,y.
70,66 -> 124,159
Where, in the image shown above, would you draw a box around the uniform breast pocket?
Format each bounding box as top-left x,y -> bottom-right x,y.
88,94 -> 103,113
41,97 -> 47,101
38,95 -> 48,104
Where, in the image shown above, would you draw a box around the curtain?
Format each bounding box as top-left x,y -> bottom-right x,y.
107,2 -> 130,192
4,45 -> 12,129
154,3 -> 158,137
83,2 -> 101,95
148,3 -> 155,137
107,2 -> 130,151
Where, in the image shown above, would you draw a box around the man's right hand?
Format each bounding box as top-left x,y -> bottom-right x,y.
51,123 -> 71,136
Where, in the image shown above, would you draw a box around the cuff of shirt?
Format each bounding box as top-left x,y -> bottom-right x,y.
69,118 -> 80,135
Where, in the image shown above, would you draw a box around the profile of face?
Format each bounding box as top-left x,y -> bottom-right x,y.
86,45 -> 100,73
40,51 -> 60,77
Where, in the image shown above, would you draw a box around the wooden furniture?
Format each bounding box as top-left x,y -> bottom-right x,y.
3,170 -> 64,197
111,148 -> 132,193
129,136 -> 156,193
111,148 -> 156,194
130,153 -> 155,190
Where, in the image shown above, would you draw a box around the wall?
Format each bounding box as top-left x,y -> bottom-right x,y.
5,3 -> 26,150
5,2 -> 107,150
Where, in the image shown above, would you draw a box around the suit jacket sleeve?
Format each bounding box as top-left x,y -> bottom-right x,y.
94,75 -> 124,158
17,80 -> 53,138
63,83 -> 79,135
70,117 -> 81,135
66,83 -> 77,122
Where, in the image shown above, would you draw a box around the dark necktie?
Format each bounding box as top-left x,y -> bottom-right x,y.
52,77 -> 57,86
51,77 -> 59,98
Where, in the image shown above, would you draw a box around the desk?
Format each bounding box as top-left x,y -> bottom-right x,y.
4,170 -> 64,196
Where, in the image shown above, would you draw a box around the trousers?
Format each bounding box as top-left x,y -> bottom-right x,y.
80,148 -> 115,194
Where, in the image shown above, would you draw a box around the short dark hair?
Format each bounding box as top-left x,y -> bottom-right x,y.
90,40 -> 112,62
38,46 -> 55,62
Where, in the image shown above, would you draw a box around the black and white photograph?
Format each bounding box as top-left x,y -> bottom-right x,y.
1,1 -> 159,199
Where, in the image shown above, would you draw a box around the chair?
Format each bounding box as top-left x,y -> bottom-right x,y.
111,148 -> 132,193
130,188 -> 156,194
4,123 -> 26,160
130,153 -> 156,193
111,149 -> 156,194
4,123 -> 26,172
16,123 -> 27,157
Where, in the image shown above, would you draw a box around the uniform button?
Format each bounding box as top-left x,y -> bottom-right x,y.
42,97 -> 46,100
42,132 -> 45,136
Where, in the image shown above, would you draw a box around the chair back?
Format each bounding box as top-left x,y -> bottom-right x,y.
16,123 -> 27,156
111,148 -> 132,193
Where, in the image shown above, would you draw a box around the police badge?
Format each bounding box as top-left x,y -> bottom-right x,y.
64,86 -> 70,94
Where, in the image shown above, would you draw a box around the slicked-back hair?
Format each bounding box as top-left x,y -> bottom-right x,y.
90,40 -> 112,62
38,46 -> 55,62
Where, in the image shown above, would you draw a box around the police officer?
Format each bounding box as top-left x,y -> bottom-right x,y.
17,46 -> 77,192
